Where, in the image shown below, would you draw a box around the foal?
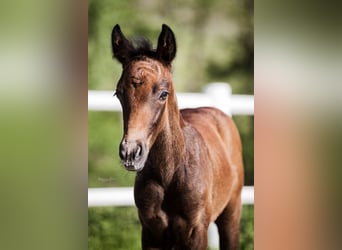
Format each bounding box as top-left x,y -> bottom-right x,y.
112,24 -> 244,250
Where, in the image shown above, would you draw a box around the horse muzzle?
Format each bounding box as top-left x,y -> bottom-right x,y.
119,139 -> 147,171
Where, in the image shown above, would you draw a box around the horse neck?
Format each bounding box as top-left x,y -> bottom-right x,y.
147,91 -> 186,185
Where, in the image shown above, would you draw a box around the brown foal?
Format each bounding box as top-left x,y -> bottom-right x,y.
112,24 -> 244,250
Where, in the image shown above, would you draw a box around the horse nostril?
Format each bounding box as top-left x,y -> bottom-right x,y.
119,140 -> 144,164
119,143 -> 126,160
135,144 -> 143,159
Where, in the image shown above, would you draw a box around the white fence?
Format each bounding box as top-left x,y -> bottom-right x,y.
88,82 -> 254,116
88,83 -> 254,249
88,186 -> 254,207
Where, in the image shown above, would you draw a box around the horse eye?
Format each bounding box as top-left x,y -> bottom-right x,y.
159,91 -> 169,101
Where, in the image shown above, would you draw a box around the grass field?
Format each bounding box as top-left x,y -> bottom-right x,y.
88,206 -> 254,250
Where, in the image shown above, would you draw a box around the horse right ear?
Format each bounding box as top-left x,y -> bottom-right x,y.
111,24 -> 133,65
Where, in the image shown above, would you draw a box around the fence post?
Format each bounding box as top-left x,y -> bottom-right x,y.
208,223 -> 219,249
204,83 -> 232,116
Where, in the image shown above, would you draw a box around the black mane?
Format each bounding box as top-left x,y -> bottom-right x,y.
112,24 -> 176,65
128,37 -> 158,60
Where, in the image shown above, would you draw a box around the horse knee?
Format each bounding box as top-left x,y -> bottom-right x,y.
172,217 -> 208,250
140,210 -> 168,233
185,226 -> 208,250
140,213 -> 170,250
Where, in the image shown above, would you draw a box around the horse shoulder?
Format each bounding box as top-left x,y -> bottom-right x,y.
180,107 -> 242,165
180,107 -> 244,217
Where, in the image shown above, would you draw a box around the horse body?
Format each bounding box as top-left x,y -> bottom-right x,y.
112,24 -> 244,250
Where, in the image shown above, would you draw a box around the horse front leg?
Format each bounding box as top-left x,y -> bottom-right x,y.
141,224 -> 171,250
139,210 -> 171,250
185,225 -> 208,250
172,216 -> 209,250
135,182 -> 171,250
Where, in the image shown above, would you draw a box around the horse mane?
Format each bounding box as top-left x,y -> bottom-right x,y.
128,37 -> 158,60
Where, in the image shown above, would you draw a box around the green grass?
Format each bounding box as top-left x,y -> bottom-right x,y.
88,111 -> 135,187
88,206 -> 254,250
240,206 -> 254,250
88,207 -> 141,250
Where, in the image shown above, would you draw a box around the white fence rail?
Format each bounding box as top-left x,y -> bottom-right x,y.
88,83 -> 254,115
88,186 -> 254,207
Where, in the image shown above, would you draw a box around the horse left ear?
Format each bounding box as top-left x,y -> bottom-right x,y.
156,24 -> 177,64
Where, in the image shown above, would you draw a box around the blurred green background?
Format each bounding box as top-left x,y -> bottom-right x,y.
88,0 -> 253,249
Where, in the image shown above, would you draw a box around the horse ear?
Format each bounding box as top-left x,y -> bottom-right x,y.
111,24 -> 133,65
156,24 -> 177,64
